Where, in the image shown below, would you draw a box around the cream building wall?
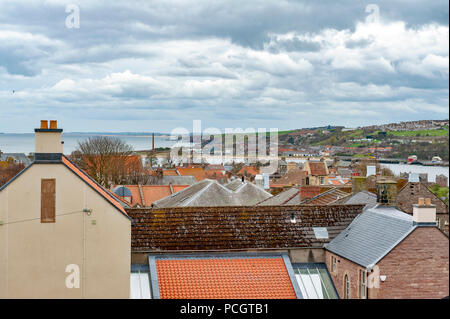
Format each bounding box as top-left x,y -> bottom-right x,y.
0,163 -> 131,299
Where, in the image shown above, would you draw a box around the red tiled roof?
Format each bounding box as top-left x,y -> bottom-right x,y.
237,166 -> 259,176
113,184 -> 190,207
176,167 -> 206,181
271,169 -> 306,186
309,162 -> 327,176
162,169 -> 179,176
155,257 -> 297,299
299,186 -> 321,200
62,155 -> 128,217
141,186 -> 174,205
302,188 -> 351,205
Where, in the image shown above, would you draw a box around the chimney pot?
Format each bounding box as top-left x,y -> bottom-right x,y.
413,199 -> 436,224
40,120 -> 48,129
49,120 -> 57,129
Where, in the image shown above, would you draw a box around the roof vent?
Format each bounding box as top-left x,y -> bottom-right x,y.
290,212 -> 296,223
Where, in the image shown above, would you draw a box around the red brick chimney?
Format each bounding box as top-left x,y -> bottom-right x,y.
299,186 -> 321,201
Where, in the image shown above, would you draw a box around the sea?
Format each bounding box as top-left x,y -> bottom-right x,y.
1,133 -> 448,186
0,133 -> 175,154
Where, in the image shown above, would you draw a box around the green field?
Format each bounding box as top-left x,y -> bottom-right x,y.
387,127 -> 449,137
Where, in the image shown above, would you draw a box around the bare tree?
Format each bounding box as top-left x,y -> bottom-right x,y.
70,136 -> 135,187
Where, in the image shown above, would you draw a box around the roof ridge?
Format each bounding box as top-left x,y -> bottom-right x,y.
61,155 -> 129,218
182,180 -> 215,206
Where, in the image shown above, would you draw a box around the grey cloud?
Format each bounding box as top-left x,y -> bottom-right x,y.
0,0 -> 448,133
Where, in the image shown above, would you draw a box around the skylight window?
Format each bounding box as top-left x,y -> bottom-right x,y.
313,227 -> 329,239
130,266 -> 151,299
293,264 -> 338,299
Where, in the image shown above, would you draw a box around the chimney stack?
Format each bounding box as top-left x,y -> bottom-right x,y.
35,120 -> 63,161
376,179 -> 397,205
351,176 -> 368,194
413,197 -> 436,225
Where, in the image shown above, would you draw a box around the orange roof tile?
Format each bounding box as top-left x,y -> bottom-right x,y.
309,162 -> 327,176
141,186 -> 172,205
163,169 -> 179,176
171,185 -> 189,193
176,167 -> 206,181
113,184 -> 190,207
155,257 -> 297,299
62,155 -> 128,217
237,166 -> 259,176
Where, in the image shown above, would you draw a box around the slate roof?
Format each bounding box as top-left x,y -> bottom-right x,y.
336,160 -> 352,168
341,190 -> 377,210
224,179 -> 244,191
152,179 -> 272,207
0,153 -> 31,166
128,204 -> 364,251
144,175 -> 197,186
325,205 -> 416,268
149,253 -> 299,299
257,187 -> 300,206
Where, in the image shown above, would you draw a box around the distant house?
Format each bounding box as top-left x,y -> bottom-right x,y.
436,174 -> 448,187
303,158 -> 329,186
396,181 -> 449,234
270,168 -> 306,188
0,152 -> 31,166
0,120 -> 131,298
237,165 -> 259,179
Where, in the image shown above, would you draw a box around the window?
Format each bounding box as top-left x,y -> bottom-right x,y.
130,265 -> 151,299
331,256 -> 337,273
436,217 -> 441,228
306,177 -> 310,185
313,227 -> 329,239
344,274 -> 350,299
293,263 -> 338,299
320,177 -> 325,185
41,179 -> 56,223
359,270 -> 367,299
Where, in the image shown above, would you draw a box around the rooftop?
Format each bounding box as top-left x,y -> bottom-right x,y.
325,205 -> 417,268
148,253 -> 300,299
128,204 -> 364,251
152,179 -> 272,208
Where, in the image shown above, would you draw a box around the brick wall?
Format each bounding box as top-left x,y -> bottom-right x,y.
326,227 -> 449,299
325,251 -> 366,299
374,227 -> 449,299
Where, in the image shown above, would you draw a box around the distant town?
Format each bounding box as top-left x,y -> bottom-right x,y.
0,119 -> 448,300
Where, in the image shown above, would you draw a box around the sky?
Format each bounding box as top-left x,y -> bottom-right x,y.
0,0 -> 448,133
